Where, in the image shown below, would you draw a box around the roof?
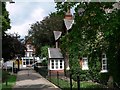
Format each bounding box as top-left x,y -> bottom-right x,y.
53,31 -> 62,41
48,48 -> 64,59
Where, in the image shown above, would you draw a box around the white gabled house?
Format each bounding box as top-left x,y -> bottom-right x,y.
48,48 -> 64,76
20,40 -> 40,68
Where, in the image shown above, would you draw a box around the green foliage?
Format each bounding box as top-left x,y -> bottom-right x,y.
2,72 -> 16,90
48,77 -> 106,89
2,33 -> 26,61
41,60 -> 48,66
0,2 -> 11,33
37,66 -> 48,78
56,2 -> 120,87
41,45 -> 50,58
28,12 -> 64,55
1,2 -> 25,61
99,73 -> 109,85
2,70 -> 9,83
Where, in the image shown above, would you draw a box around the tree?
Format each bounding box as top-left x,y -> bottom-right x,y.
41,45 -> 50,58
1,2 -> 25,61
2,33 -> 26,61
55,1 -> 120,87
0,2 -> 11,35
28,12 -> 64,55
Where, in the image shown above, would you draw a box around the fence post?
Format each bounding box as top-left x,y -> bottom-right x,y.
57,71 -> 59,86
50,71 -> 51,81
77,75 -> 80,90
70,73 -> 72,90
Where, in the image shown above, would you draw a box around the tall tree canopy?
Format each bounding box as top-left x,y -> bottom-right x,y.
1,2 -> 25,61
0,2 -> 11,34
2,33 -> 26,61
28,12 -> 64,55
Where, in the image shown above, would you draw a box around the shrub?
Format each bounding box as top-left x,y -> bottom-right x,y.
2,70 -> 9,83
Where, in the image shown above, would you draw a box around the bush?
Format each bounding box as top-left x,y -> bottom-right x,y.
41,60 -> 47,66
38,66 -> 48,78
99,73 -> 109,85
2,70 -> 9,83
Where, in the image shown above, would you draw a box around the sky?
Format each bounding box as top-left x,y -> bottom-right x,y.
6,0 -> 56,39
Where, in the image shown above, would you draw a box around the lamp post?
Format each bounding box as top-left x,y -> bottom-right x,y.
32,53 -> 35,69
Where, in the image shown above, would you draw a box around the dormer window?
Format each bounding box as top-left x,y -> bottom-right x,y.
29,45 -> 32,49
100,53 -> 108,73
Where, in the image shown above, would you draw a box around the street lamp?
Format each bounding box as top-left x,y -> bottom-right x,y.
32,53 -> 35,69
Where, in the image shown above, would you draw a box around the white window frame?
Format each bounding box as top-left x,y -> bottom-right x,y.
100,53 -> 108,73
50,59 -> 64,70
60,59 -> 63,69
29,52 -> 32,57
82,57 -> 89,70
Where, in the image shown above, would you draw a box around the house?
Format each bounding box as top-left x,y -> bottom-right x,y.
48,48 -> 64,76
20,39 -> 40,68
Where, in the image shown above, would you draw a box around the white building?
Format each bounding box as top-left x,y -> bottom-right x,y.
21,40 -> 40,68
48,48 -> 64,76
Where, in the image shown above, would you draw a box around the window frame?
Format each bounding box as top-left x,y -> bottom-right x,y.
50,59 -> 64,70
100,53 -> 108,73
82,57 -> 89,70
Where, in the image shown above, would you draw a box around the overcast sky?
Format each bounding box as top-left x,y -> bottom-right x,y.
6,0 -> 56,39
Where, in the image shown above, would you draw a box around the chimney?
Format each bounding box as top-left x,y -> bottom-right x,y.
55,41 -> 58,48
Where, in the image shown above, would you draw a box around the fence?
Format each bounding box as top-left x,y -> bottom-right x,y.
48,71 -> 80,90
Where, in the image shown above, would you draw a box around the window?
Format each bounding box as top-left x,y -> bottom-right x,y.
29,45 -> 32,49
100,53 -> 108,73
26,59 -> 29,65
29,52 -> 32,57
51,60 -> 54,69
23,59 -> 26,65
23,62 -> 26,65
60,60 -> 63,69
102,54 -> 105,58
56,60 -> 58,69
50,59 -> 64,70
82,57 -> 89,70
30,59 -> 33,64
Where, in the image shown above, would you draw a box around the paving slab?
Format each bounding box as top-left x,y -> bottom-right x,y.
12,69 -> 61,90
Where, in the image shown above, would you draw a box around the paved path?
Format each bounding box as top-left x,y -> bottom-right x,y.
12,69 -> 61,90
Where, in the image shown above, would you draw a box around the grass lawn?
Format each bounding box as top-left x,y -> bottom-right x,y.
1,74 -> 16,90
37,66 -> 107,89
48,77 -> 107,90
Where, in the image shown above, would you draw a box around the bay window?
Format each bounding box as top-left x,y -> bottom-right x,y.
50,59 -> 64,70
